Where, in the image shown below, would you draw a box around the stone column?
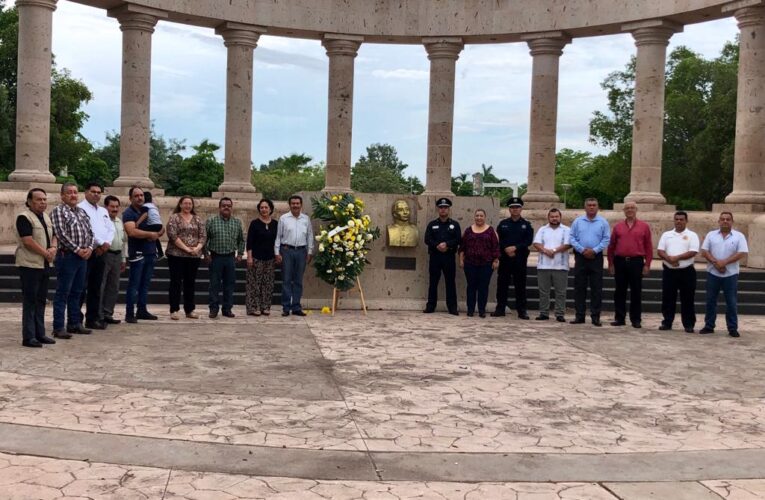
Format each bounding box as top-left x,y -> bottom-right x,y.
213,23 -> 266,199
322,35 -> 362,193
423,37 -> 463,196
109,5 -> 167,193
6,0 -> 58,189
520,32 -> 570,208
623,20 -> 681,208
723,2 -> 765,208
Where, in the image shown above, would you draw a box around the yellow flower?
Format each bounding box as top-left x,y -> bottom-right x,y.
321,306 -> 331,314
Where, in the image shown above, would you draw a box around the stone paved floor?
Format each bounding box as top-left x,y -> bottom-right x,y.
0,304 -> 764,498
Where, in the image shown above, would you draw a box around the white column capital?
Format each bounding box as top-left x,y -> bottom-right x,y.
216,22 -> 266,48
322,35 -> 363,57
423,37 -> 464,60
109,5 -> 167,33
15,0 -> 57,11
522,33 -> 571,57
623,20 -> 682,46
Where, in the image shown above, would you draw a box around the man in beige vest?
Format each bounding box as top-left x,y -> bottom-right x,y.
14,188 -> 58,348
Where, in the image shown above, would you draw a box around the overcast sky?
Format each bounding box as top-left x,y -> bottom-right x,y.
47,1 -> 739,184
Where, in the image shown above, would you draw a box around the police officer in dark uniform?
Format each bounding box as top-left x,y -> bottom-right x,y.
423,198 -> 461,315
492,197 -> 533,319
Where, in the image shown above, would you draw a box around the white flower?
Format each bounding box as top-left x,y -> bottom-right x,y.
328,205 -> 335,211
318,244 -> 325,252
338,275 -> 345,280
355,243 -> 361,249
327,269 -> 332,273
348,220 -> 355,227
365,234 -> 373,241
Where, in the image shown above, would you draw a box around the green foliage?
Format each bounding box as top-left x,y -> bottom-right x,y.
587,42 -> 738,209
312,193 -> 380,291
451,172 -> 474,196
252,154 -> 325,200
554,149 -> 629,209
351,143 -> 423,194
175,140 -> 224,198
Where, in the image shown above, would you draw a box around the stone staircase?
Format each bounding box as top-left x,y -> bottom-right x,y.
0,254 -> 763,313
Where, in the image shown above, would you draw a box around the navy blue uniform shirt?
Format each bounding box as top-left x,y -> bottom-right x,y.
424,218 -> 461,254
496,217 -> 533,255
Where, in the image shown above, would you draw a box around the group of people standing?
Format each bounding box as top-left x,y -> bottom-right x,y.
423,197 -> 749,337
14,184 -> 315,348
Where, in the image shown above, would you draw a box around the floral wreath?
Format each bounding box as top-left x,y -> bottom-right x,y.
312,193 -> 381,291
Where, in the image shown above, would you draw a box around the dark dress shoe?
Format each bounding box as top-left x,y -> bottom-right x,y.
422,308 -> 435,314
699,327 -> 714,334
448,310 -> 459,316
535,315 -> 549,321
518,313 -> 530,320
67,325 -> 92,335
136,311 -> 158,320
467,312 -> 474,317
479,312 -> 486,318
52,330 -> 72,339
610,321 -> 626,326
556,316 -> 566,322
684,327 -> 694,333
222,311 -> 236,318
282,311 -> 290,317
658,324 -> 672,331
632,323 -> 642,329
592,319 -> 602,327
125,316 -> 138,324
293,310 -> 307,317
729,330 -> 740,337
103,317 -> 121,325
22,339 -> 43,348
570,318 -> 586,324
85,320 -> 106,330
490,311 -> 505,317
37,336 -> 56,344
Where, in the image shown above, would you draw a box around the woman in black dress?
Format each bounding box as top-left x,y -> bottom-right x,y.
246,199 -> 277,315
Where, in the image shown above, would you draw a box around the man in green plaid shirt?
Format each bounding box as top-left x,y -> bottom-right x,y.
204,197 -> 245,318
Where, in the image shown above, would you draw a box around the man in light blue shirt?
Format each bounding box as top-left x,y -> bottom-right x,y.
699,212 -> 749,337
274,195 -> 314,316
569,197 -> 610,326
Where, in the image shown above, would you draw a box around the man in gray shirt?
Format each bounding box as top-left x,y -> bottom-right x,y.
274,195 -> 314,316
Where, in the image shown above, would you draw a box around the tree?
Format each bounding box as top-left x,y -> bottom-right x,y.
175,140 -> 224,198
258,153 -> 312,173
451,172 -> 473,196
351,143 -> 423,194
588,42 -> 738,209
0,1 -> 94,180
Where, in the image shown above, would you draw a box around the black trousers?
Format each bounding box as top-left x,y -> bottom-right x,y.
82,252 -> 106,323
613,256 -> 644,324
19,267 -> 49,342
426,252 -> 457,312
661,265 -> 697,328
573,252 -> 604,320
495,254 -> 528,313
168,255 -> 200,314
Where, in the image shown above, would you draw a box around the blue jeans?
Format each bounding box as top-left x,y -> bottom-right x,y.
704,273 -> 738,332
464,263 -> 494,315
126,253 -> 156,318
53,252 -> 87,330
208,254 -> 235,314
281,246 -> 307,313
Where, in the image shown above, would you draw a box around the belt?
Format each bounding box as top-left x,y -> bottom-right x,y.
211,252 -> 234,257
108,250 -> 122,254
616,255 -> 644,262
281,244 -> 306,250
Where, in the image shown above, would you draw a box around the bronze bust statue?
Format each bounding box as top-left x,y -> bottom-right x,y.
387,199 -> 419,247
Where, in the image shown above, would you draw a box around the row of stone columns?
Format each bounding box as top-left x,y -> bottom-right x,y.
5,0 -> 765,211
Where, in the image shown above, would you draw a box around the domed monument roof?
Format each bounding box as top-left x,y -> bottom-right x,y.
72,0 -> 730,42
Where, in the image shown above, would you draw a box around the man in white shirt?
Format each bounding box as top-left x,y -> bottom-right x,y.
657,211 -> 700,333
77,181 -> 115,330
532,208 -> 571,322
699,212 -> 749,337
274,195 -> 314,316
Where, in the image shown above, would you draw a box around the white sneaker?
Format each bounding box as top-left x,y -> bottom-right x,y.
170,311 -> 179,320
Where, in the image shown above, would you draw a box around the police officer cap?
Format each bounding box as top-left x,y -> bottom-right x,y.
436,198 -> 453,207
507,197 -> 524,208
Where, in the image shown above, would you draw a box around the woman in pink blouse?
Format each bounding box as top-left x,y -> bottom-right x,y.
165,196 -> 206,320
459,209 -> 500,317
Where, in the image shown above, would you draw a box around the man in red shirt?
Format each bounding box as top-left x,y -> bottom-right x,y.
607,201 -> 653,328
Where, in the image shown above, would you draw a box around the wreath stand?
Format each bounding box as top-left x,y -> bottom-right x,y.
331,278 -> 368,316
